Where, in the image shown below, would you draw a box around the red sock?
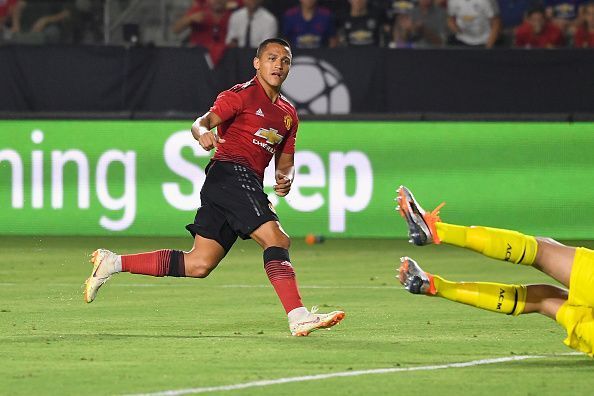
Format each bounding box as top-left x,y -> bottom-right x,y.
264,247 -> 303,313
121,250 -> 185,277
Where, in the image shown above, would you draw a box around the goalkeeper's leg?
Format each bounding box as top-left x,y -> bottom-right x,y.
436,223 -> 575,286
398,256 -> 567,317
395,185 -> 576,286
398,257 -> 594,356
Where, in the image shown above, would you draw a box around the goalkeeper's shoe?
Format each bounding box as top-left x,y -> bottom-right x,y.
396,185 -> 444,246
289,307 -> 345,337
84,249 -> 119,303
397,256 -> 436,296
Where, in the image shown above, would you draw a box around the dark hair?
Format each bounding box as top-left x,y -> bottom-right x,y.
256,38 -> 292,58
526,3 -> 546,17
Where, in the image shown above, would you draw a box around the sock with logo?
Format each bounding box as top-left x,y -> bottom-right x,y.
121,250 -> 186,277
430,274 -> 526,316
435,223 -> 537,265
263,247 -> 304,314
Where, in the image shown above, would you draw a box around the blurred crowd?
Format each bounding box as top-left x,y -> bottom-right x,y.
1,0 -> 593,55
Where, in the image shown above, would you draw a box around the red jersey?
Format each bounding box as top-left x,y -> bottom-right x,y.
574,26 -> 594,48
186,5 -> 231,65
209,77 -> 299,180
514,21 -> 564,48
0,0 -> 17,18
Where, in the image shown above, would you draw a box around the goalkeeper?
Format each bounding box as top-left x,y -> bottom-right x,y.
396,185 -> 594,357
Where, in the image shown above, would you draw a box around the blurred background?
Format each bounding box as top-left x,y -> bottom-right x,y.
1,0 -> 594,239
1,0 -> 593,116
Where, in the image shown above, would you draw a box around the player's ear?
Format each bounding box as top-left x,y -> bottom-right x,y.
253,57 -> 260,70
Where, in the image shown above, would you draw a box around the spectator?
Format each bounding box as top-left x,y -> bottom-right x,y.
263,0 -> 297,23
282,0 -> 338,48
320,0 -> 351,20
0,0 -> 22,39
226,0 -> 277,48
515,4 -> 565,47
546,0 -> 586,36
338,0 -> 382,46
192,0 -> 243,9
7,1 -> 70,44
447,0 -> 501,48
173,0 -> 232,66
497,0 -> 533,44
410,0 -> 448,47
574,0 -> 594,46
389,1 -> 416,47
64,0 -> 103,44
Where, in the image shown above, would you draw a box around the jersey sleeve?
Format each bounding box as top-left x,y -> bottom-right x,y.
209,90 -> 243,122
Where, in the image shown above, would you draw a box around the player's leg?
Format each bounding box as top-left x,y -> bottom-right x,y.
399,257 -> 594,356
250,220 -> 345,336
398,256 -> 567,318
119,235 -> 226,278
183,235 -> 228,277
84,200 -> 236,303
396,185 -> 574,286
83,235 -> 227,303
397,186 -> 537,264
532,237 -> 574,287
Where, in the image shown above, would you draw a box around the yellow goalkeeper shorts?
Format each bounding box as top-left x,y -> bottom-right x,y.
555,247 -> 594,357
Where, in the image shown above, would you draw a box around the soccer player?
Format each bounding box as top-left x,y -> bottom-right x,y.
83,38 -> 345,337
395,185 -> 593,357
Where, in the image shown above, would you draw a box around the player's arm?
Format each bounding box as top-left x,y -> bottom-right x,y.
191,111 -> 226,151
172,10 -> 204,34
274,152 -> 295,197
447,16 -> 460,34
31,8 -> 70,32
485,16 -> 501,49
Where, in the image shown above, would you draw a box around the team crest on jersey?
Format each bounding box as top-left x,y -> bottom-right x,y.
284,115 -> 292,131
255,128 -> 283,145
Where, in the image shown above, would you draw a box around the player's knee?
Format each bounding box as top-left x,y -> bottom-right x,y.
527,284 -> 568,317
535,236 -> 565,248
192,266 -> 214,278
275,234 -> 291,250
184,255 -> 219,278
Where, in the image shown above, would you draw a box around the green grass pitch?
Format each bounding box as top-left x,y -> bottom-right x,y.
1,236 -> 593,395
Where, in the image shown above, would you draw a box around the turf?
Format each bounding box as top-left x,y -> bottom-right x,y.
1,236 -> 593,395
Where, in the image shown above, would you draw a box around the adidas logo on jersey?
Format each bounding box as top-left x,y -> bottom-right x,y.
256,108 -> 265,117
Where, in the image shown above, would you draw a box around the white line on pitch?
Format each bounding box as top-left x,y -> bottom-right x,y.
46,283 -> 403,290
123,353 -> 581,396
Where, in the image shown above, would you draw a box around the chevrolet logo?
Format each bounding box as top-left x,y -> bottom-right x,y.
255,128 -> 283,145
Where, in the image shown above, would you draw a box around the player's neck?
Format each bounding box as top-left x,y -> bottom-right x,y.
256,75 -> 281,102
351,7 -> 366,17
301,7 -> 315,20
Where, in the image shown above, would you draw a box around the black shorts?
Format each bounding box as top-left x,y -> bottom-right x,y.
185,160 -> 279,252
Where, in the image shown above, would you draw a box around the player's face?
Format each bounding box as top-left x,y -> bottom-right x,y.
244,0 -> 261,11
528,12 -> 545,34
300,0 -> 317,10
254,43 -> 292,88
350,0 -> 367,11
208,0 -> 226,12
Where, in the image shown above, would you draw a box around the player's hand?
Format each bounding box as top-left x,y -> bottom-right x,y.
198,131 -> 225,151
274,175 -> 292,197
31,17 -> 48,33
187,11 -> 205,24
